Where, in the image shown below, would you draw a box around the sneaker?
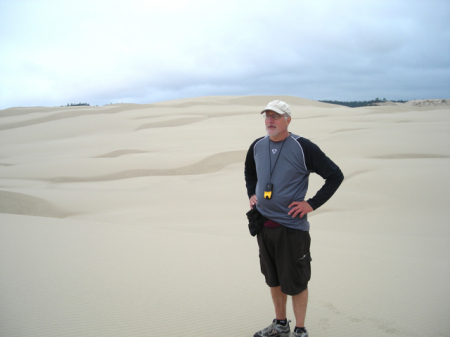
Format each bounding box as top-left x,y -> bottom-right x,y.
291,328 -> 308,337
253,319 -> 291,337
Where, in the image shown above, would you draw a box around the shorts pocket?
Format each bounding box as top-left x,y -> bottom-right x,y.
295,253 -> 312,284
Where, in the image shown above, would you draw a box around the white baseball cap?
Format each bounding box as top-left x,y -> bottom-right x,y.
261,100 -> 291,117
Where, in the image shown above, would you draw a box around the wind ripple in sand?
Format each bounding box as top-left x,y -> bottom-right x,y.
94,149 -> 149,158
375,154 -> 450,159
136,117 -> 207,130
0,190 -> 72,218
0,106 -> 126,131
344,170 -> 370,181
50,150 -> 246,183
332,128 -> 370,134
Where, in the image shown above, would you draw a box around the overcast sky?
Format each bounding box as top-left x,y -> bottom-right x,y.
1,0 -> 449,109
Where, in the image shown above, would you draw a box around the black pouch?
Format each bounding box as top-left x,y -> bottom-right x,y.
246,207 -> 263,236
296,253 -> 312,284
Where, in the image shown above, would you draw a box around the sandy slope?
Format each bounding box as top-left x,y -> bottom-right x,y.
1,96 -> 449,336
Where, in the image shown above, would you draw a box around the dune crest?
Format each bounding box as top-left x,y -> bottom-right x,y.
375,153 -> 450,159
405,99 -> 450,107
94,149 -> 149,158
137,117 -> 207,130
50,150 -> 246,182
0,190 -> 72,218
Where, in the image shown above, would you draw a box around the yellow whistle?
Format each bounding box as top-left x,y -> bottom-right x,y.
264,191 -> 272,199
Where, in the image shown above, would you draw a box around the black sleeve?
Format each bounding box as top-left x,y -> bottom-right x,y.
298,137 -> 344,210
244,138 -> 262,198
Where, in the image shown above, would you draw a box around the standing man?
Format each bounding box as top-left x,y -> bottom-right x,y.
245,100 -> 344,337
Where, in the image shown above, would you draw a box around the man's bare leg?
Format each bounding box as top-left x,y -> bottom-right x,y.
270,286 -> 288,320
292,289 -> 308,328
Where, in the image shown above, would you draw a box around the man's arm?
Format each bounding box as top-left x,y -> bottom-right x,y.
298,137 -> 344,210
244,138 -> 262,206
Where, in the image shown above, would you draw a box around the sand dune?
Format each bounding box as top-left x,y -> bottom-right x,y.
0,106 -> 112,131
0,190 -> 72,218
50,150 -> 246,182
94,149 -> 150,158
373,99 -> 450,107
136,116 -> 207,130
374,153 -> 450,159
1,96 -> 449,337
405,98 -> 450,106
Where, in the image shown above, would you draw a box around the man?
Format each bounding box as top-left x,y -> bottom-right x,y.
244,100 -> 344,337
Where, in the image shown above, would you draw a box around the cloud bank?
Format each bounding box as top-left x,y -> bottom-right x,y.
1,0 -> 449,109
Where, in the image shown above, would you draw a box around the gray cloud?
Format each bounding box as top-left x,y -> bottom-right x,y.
1,0 -> 449,109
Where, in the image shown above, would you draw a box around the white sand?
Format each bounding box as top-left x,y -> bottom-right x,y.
1,96 -> 449,336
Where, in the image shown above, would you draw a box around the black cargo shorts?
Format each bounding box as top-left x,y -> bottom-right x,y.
257,225 -> 311,296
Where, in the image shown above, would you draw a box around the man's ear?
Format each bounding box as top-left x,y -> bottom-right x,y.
287,116 -> 292,126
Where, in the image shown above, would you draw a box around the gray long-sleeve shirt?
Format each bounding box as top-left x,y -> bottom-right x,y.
244,133 -> 344,231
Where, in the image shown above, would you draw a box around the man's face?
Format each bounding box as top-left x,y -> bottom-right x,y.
264,110 -> 291,138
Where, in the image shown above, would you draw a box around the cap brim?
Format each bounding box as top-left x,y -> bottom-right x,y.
261,108 -> 291,116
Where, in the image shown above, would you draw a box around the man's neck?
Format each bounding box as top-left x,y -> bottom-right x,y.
269,131 -> 290,142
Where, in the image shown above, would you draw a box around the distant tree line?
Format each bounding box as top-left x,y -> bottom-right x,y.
318,98 -> 408,108
67,102 -> 90,106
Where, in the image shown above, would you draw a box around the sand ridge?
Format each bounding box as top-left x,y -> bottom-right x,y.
94,149 -> 150,158
0,190 -> 72,218
49,150 -> 246,182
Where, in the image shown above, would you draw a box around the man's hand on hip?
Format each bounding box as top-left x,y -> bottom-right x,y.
288,201 -> 313,218
249,195 -> 257,209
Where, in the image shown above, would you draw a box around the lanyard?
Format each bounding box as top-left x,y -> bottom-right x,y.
268,136 -> 287,182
